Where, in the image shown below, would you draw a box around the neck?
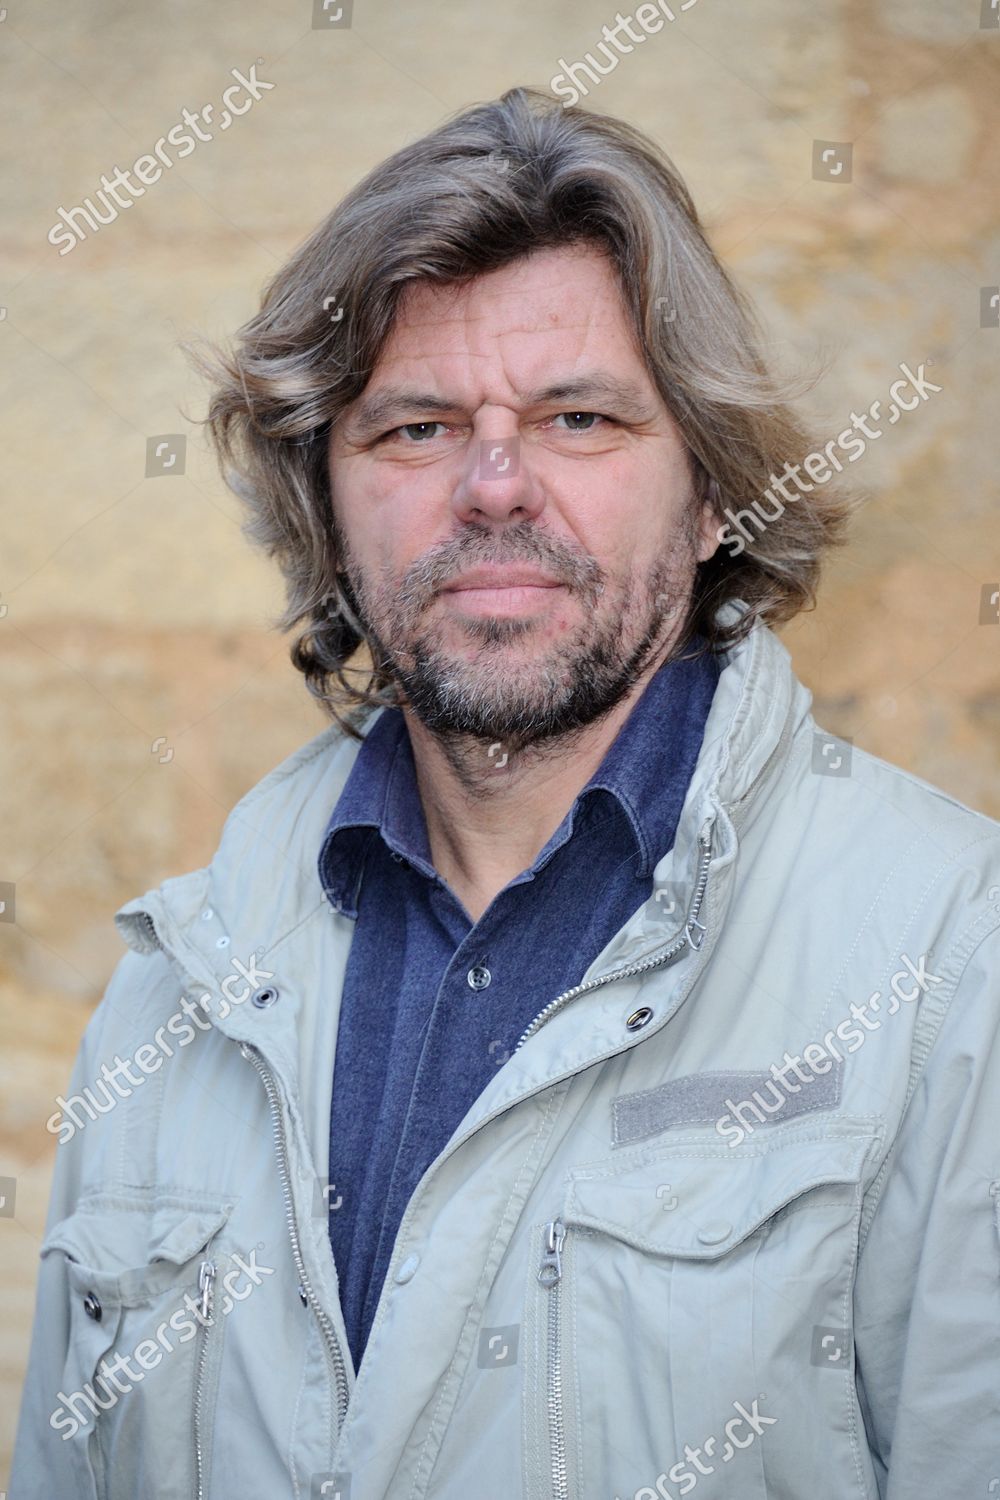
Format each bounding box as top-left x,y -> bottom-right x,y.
399,652 -> 668,921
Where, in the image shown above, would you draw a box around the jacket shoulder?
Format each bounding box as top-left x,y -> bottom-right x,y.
804,720 -> 1000,861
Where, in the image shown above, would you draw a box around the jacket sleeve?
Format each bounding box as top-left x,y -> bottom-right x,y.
853,921 -> 1000,1497
8,948 -> 146,1499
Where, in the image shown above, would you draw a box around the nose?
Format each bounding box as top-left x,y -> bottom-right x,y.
450,421 -> 545,527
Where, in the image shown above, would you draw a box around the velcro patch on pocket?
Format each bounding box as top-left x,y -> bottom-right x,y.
612,1061 -> 844,1147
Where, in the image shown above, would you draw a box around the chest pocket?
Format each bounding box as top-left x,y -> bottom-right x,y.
524,1121 -> 881,1500
41,1188 -> 234,1500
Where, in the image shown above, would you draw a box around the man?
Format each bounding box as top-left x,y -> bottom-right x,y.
12,86 -> 1000,1500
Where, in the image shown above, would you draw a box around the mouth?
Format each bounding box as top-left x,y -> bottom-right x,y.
442,566 -> 563,589
439,583 -> 565,615
437,566 -> 566,617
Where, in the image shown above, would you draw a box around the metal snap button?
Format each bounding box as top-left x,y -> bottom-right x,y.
251,986 -> 279,1009
215,935 -> 231,949
467,965 -> 492,991
697,1221 -> 733,1246
395,1253 -> 420,1284
200,907 -> 214,921
83,1291 -> 102,1321
625,1006 -> 654,1032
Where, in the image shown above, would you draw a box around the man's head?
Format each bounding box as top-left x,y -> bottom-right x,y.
194,86 -> 852,741
326,242 -> 717,750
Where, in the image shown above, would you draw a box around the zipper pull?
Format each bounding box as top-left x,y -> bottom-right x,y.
538,1219 -> 566,1287
685,915 -> 707,951
198,1258 -> 217,1322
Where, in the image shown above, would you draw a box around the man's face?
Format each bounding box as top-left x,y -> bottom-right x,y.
327,243 -> 719,748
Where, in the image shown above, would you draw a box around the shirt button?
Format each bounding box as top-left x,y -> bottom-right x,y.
395,1253 -> 420,1284
467,965 -> 491,991
697,1221 -> 733,1246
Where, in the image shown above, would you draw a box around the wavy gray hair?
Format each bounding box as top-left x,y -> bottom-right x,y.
186,85 -> 856,739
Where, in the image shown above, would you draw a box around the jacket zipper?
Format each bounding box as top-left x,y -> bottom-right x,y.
514,824 -> 714,1054
538,1219 -> 569,1500
138,909 -> 160,949
193,1258 -> 218,1500
239,1041 -> 351,1433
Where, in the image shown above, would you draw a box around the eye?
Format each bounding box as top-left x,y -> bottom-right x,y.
550,411 -> 608,432
389,421 -> 448,442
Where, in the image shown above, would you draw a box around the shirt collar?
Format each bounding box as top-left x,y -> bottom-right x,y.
318,637 -> 720,917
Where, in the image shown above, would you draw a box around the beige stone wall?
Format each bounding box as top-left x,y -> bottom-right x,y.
1,0 -> 997,1477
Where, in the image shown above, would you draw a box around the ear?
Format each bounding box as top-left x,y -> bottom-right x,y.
694,478 -> 723,564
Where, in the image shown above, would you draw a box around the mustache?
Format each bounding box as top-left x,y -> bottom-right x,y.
404,529 -> 601,602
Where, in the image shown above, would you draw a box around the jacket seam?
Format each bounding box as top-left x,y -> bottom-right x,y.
858,905 -> 1000,1249
842,1175 -> 875,1499
287,1326 -> 312,1500
262,894 -> 333,965
851,748 -> 1000,829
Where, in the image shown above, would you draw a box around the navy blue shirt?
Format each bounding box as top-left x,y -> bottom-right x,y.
318,641 -> 720,1372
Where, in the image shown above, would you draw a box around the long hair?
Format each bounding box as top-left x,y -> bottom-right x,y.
185,85 -> 856,740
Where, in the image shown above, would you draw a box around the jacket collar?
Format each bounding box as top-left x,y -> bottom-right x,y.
113,602 -> 812,1006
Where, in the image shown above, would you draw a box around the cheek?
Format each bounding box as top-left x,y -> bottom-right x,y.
560,446 -> 690,536
557,483 -> 668,578
333,463 -> 420,577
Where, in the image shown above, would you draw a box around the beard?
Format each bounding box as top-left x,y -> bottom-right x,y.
335,514 -> 701,756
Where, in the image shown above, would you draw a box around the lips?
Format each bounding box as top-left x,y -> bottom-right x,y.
441,567 -> 563,592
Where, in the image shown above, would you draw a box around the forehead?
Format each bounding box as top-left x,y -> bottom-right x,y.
371,242 -> 644,375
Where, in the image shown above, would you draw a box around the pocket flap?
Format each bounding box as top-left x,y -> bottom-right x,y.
42,1191 -> 232,1305
565,1128 -> 874,1259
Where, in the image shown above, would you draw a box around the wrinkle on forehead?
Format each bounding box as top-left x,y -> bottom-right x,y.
386,248 -> 630,345
366,250 -> 646,413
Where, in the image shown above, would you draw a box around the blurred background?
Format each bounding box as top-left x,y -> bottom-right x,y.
1,0 -> 998,1477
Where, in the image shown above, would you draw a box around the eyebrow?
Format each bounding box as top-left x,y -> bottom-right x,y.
342,373 -> 659,441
